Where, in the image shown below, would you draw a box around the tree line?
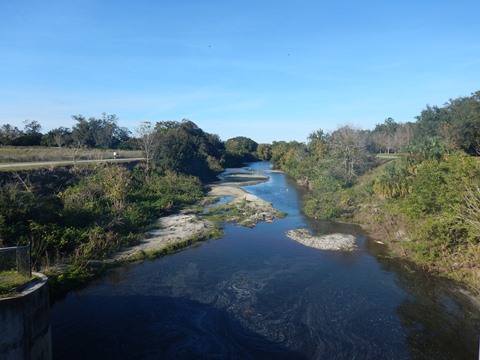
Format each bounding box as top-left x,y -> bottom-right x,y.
0,113 -> 132,149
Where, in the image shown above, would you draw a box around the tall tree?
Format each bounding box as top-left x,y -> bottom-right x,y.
224,136 -> 258,166
43,127 -> 72,147
152,119 -> 223,180
71,113 -> 130,148
328,125 -> 369,181
71,115 -> 95,147
256,143 -> 272,160
23,120 -> 42,134
11,120 -> 43,146
447,91 -> 480,155
414,105 -> 445,140
225,136 -> 258,155
413,91 -> 480,155
0,124 -> 22,145
307,129 -> 328,160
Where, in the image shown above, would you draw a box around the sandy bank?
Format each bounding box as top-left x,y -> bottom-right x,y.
112,213 -> 214,260
208,184 -> 274,212
207,184 -> 285,227
285,229 -> 357,251
113,173 -> 283,260
219,173 -> 269,186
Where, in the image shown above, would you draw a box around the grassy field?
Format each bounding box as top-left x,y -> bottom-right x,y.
0,146 -> 143,163
375,153 -> 401,160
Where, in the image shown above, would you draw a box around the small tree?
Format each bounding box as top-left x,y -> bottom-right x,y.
135,121 -> 157,171
459,185 -> 480,239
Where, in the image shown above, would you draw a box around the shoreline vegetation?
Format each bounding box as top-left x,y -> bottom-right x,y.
45,170 -> 287,297
2,161 -> 478,303
2,92 -> 480,302
45,166 -> 359,297
282,157 -> 480,299
266,91 -> 480,298
110,175 -> 285,263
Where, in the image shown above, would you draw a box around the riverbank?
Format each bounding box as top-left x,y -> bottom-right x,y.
350,198 -> 480,297
111,172 -> 284,261
283,157 -> 480,298
111,213 -> 217,261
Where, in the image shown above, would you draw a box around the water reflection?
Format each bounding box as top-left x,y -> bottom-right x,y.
374,253 -> 480,359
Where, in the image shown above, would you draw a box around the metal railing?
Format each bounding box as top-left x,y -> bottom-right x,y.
0,245 -> 31,278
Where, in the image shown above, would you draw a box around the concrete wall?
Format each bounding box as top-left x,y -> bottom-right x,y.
0,273 -> 52,360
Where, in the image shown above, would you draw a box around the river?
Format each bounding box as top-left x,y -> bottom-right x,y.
51,162 -> 480,359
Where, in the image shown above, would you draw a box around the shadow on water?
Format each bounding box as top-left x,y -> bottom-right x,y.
52,294 -> 306,360
365,240 -> 480,360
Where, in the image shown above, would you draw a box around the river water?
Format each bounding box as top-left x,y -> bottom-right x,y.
51,162 -> 480,359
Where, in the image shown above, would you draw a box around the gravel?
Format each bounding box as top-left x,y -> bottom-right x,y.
285,229 -> 357,251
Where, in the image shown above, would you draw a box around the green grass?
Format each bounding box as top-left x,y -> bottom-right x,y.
0,146 -> 143,163
376,153 -> 401,160
0,271 -> 32,295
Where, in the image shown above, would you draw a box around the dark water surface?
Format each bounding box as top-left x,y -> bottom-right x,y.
51,162 -> 480,359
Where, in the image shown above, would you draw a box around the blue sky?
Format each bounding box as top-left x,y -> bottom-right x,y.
1,0 -> 479,143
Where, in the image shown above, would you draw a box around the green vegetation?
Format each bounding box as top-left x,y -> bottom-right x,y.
270,127 -> 376,219
223,136 -> 260,166
2,92 -> 480,295
152,120 -> 225,181
0,147 -> 142,164
363,151 -> 480,290
0,271 -> 32,297
0,118 -> 265,296
203,198 -> 287,227
0,163 -> 209,295
270,91 -> 480,293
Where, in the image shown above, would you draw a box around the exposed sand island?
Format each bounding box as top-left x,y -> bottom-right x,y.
112,172 -> 283,261
285,229 -> 357,251
207,184 -> 284,226
218,173 -> 270,186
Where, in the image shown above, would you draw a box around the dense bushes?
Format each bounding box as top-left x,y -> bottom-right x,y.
357,151 -> 480,290
0,120 -> 264,294
270,126 -> 375,220
269,90 -> 480,291
152,120 -> 225,181
0,164 -> 206,271
381,152 -> 480,243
